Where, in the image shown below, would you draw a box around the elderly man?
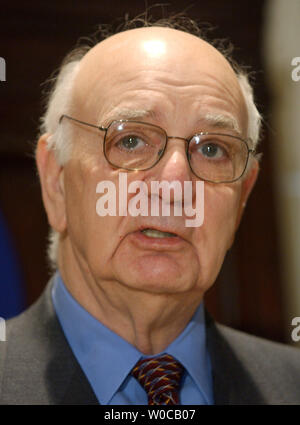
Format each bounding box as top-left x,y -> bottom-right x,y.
1,21 -> 300,406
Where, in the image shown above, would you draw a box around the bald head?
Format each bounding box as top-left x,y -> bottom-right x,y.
77,26 -> 237,79
71,27 -> 248,137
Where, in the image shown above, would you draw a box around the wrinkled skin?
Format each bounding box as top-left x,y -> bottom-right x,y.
36,27 -> 258,354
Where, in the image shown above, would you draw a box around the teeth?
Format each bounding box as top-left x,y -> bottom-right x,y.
141,228 -> 176,238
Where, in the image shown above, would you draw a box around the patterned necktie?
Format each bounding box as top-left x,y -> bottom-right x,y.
131,354 -> 184,405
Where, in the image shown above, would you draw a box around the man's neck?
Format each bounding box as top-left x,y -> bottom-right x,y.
58,242 -> 203,354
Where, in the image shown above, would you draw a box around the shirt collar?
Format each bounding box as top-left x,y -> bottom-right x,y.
165,305 -> 213,404
51,271 -> 212,404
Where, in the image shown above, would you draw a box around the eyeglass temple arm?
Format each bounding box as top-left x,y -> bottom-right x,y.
59,114 -> 106,131
245,137 -> 256,154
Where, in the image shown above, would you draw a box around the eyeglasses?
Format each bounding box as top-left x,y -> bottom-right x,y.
59,114 -> 255,183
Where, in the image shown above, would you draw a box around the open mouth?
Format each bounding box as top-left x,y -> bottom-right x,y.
140,228 -> 177,238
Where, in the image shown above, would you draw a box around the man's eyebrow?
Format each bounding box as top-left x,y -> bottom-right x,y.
99,109 -> 242,136
100,108 -> 157,127
200,113 -> 242,135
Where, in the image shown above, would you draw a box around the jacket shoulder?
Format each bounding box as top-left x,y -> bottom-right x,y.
0,280 -> 98,405
217,322 -> 300,368
208,319 -> 300,404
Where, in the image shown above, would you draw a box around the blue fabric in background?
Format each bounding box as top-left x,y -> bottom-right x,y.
0,208 -> 25,319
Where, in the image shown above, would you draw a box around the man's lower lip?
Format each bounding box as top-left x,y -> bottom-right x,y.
129,230 -> 184,248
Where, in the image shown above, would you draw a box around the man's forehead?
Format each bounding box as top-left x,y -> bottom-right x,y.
71,26 -> 247,133
75,26 -> 237,89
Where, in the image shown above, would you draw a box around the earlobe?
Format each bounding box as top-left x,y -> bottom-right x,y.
226,159 -> 259,251
36,134 -> 67,233
235,158 -> 259,230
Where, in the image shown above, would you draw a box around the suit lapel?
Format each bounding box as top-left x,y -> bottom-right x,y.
1,279 -> 99,405
205,312 -> 265,404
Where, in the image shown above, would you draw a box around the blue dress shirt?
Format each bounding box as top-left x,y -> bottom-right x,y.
51,271 -> 214,405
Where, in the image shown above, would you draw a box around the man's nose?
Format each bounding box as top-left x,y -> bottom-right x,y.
145,140 -> 195,203
159,140 -> 192,181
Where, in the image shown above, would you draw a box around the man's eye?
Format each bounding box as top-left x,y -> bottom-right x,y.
198,143 -> 226,159
116,135 -> 146,151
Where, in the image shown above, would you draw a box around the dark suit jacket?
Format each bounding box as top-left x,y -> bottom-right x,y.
1,279 -> 300,405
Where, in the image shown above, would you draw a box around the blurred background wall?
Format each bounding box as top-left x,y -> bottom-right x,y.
0,0 -> 299,344
264,0 -> 300,344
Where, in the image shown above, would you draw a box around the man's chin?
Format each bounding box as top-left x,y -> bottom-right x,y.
122,278 -> 190,295
114,252 -> 199,293
114,258 -> 196,295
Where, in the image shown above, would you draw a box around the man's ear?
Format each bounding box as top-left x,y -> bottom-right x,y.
235,158 -> 259,230
36,133 -> 67,233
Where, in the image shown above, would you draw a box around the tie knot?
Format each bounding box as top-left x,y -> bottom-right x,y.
131,354 -> 184,405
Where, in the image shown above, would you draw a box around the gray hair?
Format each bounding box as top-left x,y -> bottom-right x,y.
39,17 -> 262,270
